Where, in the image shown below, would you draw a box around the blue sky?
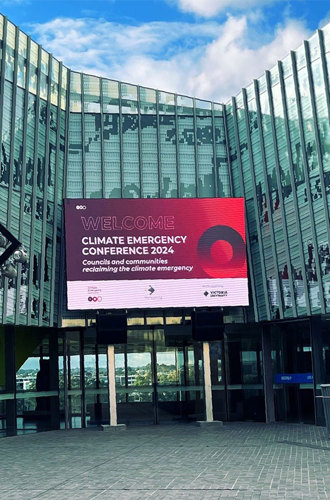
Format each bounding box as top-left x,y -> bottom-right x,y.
1,0 -> 329,101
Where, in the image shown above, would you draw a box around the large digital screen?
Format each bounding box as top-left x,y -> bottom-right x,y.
64,198 -> 248,310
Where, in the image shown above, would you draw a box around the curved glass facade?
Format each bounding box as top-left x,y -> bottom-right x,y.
226,24 -> 330,321
0,15 -> 231,328
0,15 -> 329,325
1,14 -> 330,436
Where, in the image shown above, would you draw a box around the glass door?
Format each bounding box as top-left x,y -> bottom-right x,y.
271,322 -> 314,424
224,329 -> 265,421
115,328 -> 204,425
155,337 -> 204,424
116,329 -> 155,425
60,329 -> 84,429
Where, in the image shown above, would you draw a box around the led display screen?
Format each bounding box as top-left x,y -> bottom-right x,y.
64,198 -> 248,309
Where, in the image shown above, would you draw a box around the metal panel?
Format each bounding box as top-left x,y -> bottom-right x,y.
278,60 -> 311,316
27,44 -> 42,326
242,88 -> 271,320
49,62 -> 64,326
3,22 -> 19,323
230,98 -> 259,322
265,70 -> 297,317
254,78 -> 284,318
291,50 -> 325,314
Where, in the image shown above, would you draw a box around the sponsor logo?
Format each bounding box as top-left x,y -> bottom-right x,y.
210,290 -> 228,297
88,296 -> 102,302
148,286 -> 155,295
204,290 -> 228,298
76,205 -> 86,210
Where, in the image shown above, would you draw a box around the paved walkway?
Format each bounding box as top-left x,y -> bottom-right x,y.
1,422 -> 330,499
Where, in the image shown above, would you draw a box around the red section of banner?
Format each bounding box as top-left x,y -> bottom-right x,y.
64,198 -> 246,282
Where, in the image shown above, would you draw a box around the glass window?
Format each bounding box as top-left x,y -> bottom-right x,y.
177,95 -> 193,115
41,50 -> 49,75
102,79 -> 119,113
258,74 -> 267,94
158,91 -> 175,114
6,21 -> 16,50
139,87 -> 156,114
308,33 -> 320,62
159,115 -> 178,197
5,45 -> 15,82
30,41 -> 38,66
70,72 -> 82,112
103,114 -> 121,198
121,83 -> 137,100
17,32 -> 27,88
83,74 -> 101,113
235,93 -> 243,109
51,59 -> 59,106
282,54 -> 293,79
84,113 -> 102,198
246,82 -> 254,101
121,83 -> 138,114
270,66 -> 279,86
29,42 -> 39,95
213,102 -> 223,116
141,114 -> 159,197
295,44 -> 306,70
61,67 -> 68,110
18,31 -> 27,58
195,99 -> 211,116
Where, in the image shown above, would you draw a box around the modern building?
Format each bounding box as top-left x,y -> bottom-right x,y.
0,13 -> 330,436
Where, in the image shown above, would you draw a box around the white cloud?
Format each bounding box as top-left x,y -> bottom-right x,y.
172,0 -> 278,17
192,16 -> 310,101
28,15 -> 310,102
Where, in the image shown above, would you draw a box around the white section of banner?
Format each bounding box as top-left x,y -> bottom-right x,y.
67,278 -> 249,310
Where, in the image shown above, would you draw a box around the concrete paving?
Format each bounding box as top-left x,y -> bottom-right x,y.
1,422 -> 330,499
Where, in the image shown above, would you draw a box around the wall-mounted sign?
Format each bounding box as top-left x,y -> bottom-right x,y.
274,373 -> 314,384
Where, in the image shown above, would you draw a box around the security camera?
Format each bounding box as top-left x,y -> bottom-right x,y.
13,248 -> 27,264
2,262 -> 17,279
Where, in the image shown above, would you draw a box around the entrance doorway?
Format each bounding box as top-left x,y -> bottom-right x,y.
115,328 -> 205,425
271,322 -> 314,424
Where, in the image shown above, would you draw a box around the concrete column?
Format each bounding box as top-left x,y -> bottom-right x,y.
203,341 -> 213,422
195,341 -> 223,428
49,329 -> 60,430
5,325 -> 16,436
262,325 -> 275,423
107,344 -> 117,426
310,317 -> 324,426
102,344 -> 126,432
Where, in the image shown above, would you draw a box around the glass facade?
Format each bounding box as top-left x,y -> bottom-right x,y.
226,24 -> 330,321
1,14 -> 330,435
0,16 -> 66,328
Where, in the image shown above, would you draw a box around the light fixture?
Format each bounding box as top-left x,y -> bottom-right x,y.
13,248 -> 27,264
0,235 -> 6,248
0,222 -> 24,285
1,262 -> 18,279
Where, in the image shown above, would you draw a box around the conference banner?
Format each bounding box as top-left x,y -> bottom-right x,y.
64,198 -> 248,309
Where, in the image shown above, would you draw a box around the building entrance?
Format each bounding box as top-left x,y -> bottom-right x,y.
115,329 -> 205,425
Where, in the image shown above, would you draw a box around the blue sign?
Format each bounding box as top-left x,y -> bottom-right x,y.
274,373 -> 314,384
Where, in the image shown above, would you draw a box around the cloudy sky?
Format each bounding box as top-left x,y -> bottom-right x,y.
1,0 -> 329,102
